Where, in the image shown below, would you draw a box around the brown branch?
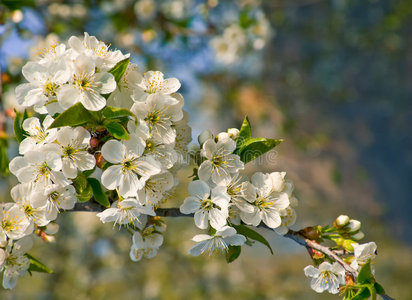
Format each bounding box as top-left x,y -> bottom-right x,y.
66,202 -> 394,300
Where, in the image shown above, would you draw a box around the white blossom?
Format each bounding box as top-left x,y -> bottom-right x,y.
97,199 -> 155,227
19,116 -> 58,154
188,226 -> 246,256
129,225 -> 164,261
198,138 -> 244,185
56,54 -> 116,111
180,180 -> 230,230
68,32 -> 128,71
0,237 -> 33,289
101,135 -> 161,197
0,203 -> 32,242
132,71 -> 181,102
56,126 -> 95,178
9,145 -> 70,189
240,172 -> 290,229
350,242 -> 377,273
304,262 -> 345,294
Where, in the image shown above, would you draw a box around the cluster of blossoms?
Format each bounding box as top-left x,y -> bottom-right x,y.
2,32 -> 386,300
3,32 -> 191,289
210,11 -> 271,65
180,130 -> 298,255
303,216 -> 379,295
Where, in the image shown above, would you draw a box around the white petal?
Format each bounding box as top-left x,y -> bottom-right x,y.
224,234 -> 246,246
101,165 -> 122,190
194,211 -> 209,229
81,90 -> 106,111
179,197 -> 200,214
101,140 -> 125,164
188,180 -> 210,199
94,72 -> 116,94
197,161 -> 212,182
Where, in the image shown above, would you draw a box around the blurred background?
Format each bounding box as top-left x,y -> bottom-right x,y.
0,0 -> 411,299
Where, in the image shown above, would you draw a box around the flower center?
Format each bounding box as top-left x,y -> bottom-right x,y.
43,82 -> 59,98
62,145 -> 78,159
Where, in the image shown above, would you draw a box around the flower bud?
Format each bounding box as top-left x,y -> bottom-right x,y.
215,132 -> 230,142
351,231 -> 364,241
198,130 -> 212,146
227,128 -> 239,140
335,215 -> 350,227
90,137 -> 99,148
334,237 -> 345,246
342,239 -> 356,252
347,220 -> 361,233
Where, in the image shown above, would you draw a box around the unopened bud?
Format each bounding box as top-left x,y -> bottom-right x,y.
351,231 -> 364,241
334,237 -> 345,246
198,130 -> 212,146
187,143 -> 200,154
335,215 -> 350,227
342,239 -> 356,252
95,152 -> 105,168
347,219 -> 361,233
227,128 -> 239,140
216,132 -> 230,142
300,226 -> 319,240
90,137 -> 99,148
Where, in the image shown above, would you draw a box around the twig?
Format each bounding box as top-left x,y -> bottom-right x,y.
65,202 -> 394,300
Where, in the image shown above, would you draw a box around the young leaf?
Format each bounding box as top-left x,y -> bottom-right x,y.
238,138 -> 283,164
352,287 -> 371,300
105,120 -> 129,140
358,261 -> 374,284
73,173 -> 93,202
0,139 -> 9,176
87,177 -> 110,208
233,224 -> 274,254
225,245 -> 241,263
236,115 -> 252,150
109,57 -> 130,83
13,111 -> 25,142
374,282 -> 386,295
26,253 -> 53,274
49,103 -> 93,129
102,106 -> 135,120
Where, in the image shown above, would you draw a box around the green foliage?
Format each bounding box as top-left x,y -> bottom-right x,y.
236,115 -> 252,149
0,139 -> 9,176
225,245 -> 241,263
109,57 -> 130,83
26,254 -> 53,274
233,224 -> 274,254
239,138 -> 283,164
235,116 -> 283,164
73,173 -> 93,202
87,177 -> 110,208
49,103 -> 93,129
352,287 -> 371,300
104,120 -> 129,140
102,106 -> 135,120
13,109 -> 28,142
358,262 -> 374,284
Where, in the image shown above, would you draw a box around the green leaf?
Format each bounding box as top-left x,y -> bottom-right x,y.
13,111 -> 25,142
0,139 -> 9,176
73,173 -> 93,202
358,262 -> 374,284
109,57 -> 130,83
352,287 -> 371,300
225,245 -> 241,263
26,253 -> 53,274
87,178 -> 110,208
374,282 -> 386,295
236,115 -> 252,150
233,224 -> 274,254
49,103 -> 93,129
82,166 -> 96,178
105,120 -> 129,140
238,138 -> 284,164
102,106 -> 135,120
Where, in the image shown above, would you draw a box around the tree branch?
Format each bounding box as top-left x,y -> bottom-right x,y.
65,202 -> 394,300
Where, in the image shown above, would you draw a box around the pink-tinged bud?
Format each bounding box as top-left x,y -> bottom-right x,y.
347,220 -> 361,232
90,137 -> 99,148
95,152 -> 105,168
335,215 -> 350,227
198,130 -> 212,146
